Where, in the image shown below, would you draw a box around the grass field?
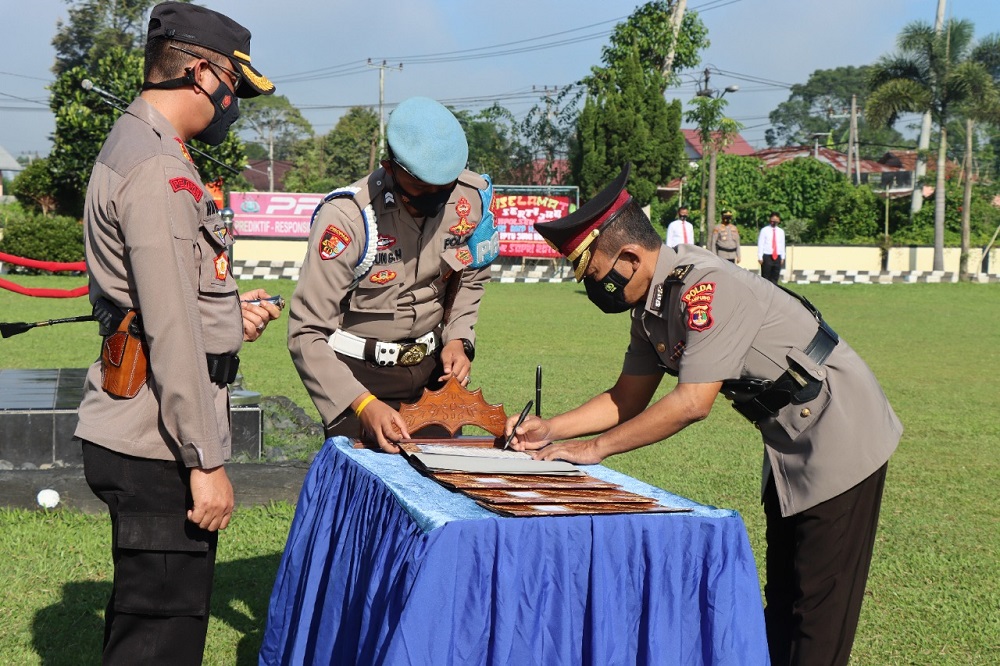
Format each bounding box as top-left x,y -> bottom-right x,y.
0,276 -> 998,664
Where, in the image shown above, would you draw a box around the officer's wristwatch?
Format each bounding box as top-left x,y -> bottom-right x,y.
460,338 -> 476,361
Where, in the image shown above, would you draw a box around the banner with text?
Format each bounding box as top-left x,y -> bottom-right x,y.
490,193 -> 573,258
229,192 -> 321,238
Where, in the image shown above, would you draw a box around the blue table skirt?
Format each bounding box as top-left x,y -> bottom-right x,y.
260,437 -> 768,665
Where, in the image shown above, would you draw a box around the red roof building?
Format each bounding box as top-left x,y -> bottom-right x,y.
681,129 -> 756,160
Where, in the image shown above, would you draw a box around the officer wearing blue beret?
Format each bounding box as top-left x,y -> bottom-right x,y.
289,97 -> 498,449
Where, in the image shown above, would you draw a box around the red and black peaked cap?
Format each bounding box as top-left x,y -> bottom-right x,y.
534,163 -> 632,281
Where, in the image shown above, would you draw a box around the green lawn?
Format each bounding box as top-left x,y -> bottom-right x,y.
0,277 -> 997,664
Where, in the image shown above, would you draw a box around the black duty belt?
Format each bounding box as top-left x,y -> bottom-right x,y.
97,297 -> 240,387
206,353 -> 240,386
721,286 -> 840,424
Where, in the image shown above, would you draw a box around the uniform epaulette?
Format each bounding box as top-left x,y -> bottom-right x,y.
665,264 -> 694,283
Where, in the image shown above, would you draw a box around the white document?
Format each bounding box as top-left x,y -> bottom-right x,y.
408,451 -> 582,475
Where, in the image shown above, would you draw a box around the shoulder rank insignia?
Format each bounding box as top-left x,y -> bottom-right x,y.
665,264 -> 694,283
652,283 -> 665,312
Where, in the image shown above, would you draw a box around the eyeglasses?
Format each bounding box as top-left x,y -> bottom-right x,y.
169,44 -> 241,92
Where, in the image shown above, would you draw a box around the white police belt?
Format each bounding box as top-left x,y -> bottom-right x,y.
330,329 -> 438,367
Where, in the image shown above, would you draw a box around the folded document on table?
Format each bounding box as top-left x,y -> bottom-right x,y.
405,444 -> 582,475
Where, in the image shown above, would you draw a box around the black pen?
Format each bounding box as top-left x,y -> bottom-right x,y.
241,294 -> 285,310
504,400 -> 533,450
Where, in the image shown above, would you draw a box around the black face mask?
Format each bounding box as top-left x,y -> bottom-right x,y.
397,186 -> 452,218
194,73 -> 239,146
584,266 -> 633,314
142,67 -> 239,146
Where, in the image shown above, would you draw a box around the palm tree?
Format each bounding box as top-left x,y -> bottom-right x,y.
866,19 -> 1000,271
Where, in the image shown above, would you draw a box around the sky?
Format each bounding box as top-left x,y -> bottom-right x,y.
2,0 -> 999,162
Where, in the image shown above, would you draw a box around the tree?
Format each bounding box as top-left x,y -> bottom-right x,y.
283,107 -> 379,193
866,19 -> 1000,270
712,153 -> 767,227
585,0 -> 709,92
456,105 -> 534,184
48,46 -> 247,216
685,92 -> 743,240
575,45 -> 684,205
237,95 -> 313,191
765,66 -> 909,159
11,158 -> 58,215
51,0 -> 180,75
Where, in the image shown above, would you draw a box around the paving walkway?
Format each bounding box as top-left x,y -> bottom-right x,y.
0,462 -> 310,513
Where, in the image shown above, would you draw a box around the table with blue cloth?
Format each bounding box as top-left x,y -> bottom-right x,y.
259,437 -> 768,665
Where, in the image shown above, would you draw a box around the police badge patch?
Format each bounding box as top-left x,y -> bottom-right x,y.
319,225 -> 351,260
681,281 -> 716,332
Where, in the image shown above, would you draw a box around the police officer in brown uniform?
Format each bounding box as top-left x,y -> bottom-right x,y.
74,3 -> 280,663
508,164 -> 902,666
288,97 -> 496,452
710,209 -> 741,263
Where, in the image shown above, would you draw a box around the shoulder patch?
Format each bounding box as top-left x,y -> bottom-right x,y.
169,177 -> 202,202
666,264 -> 694,283
318,224 -> 351,260
681,281 -> 716,332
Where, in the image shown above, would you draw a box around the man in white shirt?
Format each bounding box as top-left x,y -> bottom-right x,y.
665,206 -> 694,248
757,211 -> 786,283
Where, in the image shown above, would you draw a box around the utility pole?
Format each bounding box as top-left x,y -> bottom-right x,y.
912,0 -> 948,216
694,67 -> 737,245
846,94 -> 860,184
367,59 -> 403,160
661,0 -> 688,83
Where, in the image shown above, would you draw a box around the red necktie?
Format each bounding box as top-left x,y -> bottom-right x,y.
771,228 -> 778,260
683,224 -> 689,244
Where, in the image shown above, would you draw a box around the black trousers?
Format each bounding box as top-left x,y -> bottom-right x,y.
763,463 -> 888,666
761,255 -> 783,283
83,441 -> 217,666
326,352 -> 454,439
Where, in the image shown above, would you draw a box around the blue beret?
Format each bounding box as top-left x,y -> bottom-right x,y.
386,97 -> 468,185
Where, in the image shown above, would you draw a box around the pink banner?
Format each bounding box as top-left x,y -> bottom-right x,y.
229,192 -> 322,239
490,194 -> 573,258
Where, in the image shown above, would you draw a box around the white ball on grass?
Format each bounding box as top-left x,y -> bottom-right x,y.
36,488 -> 60,509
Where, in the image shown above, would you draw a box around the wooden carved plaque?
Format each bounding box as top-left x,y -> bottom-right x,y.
398,376 -> 507,437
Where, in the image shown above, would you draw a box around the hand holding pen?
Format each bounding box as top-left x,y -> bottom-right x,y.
239,290 -> 283,341
503,400 -> 534,450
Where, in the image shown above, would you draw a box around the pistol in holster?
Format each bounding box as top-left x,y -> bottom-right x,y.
95,298 -> 149,399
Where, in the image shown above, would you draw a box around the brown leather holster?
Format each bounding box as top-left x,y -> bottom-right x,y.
101,310 -> 149,399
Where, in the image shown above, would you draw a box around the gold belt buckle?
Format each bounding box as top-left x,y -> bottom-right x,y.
397,343 -> 427,366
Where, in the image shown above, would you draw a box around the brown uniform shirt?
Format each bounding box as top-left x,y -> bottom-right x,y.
623,245 -> 901,516
288,167 -> 490,426
75,98 -> 242,469
710,223 -> 741,262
